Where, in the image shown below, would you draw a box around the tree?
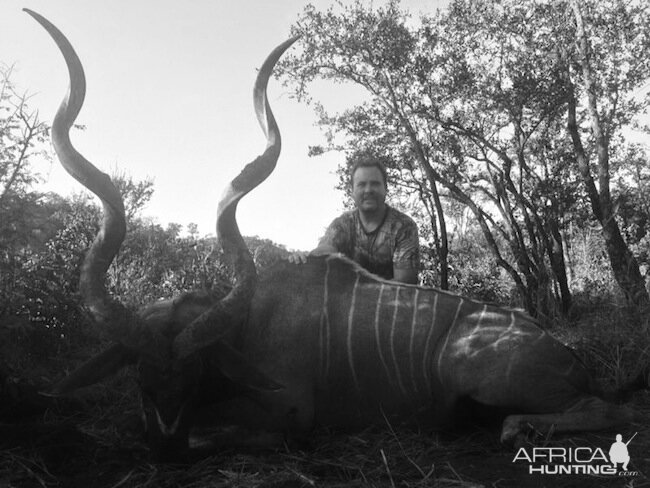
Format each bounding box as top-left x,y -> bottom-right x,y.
279,0 -> 650,317
566,0 -> 650,310
0,65 -> 49,207
111,169 -> 155,222
0,65 -> 54,357
0,64 -> 50,252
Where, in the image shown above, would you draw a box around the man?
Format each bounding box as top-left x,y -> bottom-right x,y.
289,158 -> 420,284
609,434 -> 632,471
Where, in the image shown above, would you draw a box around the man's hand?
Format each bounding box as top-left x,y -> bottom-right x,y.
287,251 -> 309,264
287,245 -> 337,264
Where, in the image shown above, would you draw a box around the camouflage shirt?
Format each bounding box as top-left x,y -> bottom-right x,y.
318,206 -> 420,280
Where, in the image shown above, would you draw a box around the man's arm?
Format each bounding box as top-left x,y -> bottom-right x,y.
288,216 -> 347,264
310,243 -> 338,255
287,244 -> 338,264
392,217 -> 420,284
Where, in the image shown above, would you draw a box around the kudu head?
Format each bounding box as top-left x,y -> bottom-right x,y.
25,9 -> 296,460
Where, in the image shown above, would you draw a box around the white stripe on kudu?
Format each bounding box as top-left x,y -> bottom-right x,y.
470,305 -> 488,337
390,288 -> 408,397
347,274 -> 361,391
409,289 -> 420,396
436,298 -> 465,381
320,258 -> 332,380
374,283 -> 392,385
421,293 -> 439,391
491,311 -> 517,351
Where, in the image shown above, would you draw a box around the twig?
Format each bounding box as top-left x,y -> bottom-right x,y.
381,407 -> 429,479
286,466 -> 316,486
108,469 -> 136,488
380,448 -> 396,488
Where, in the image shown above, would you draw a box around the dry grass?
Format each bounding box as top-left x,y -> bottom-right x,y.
2,390 -> 648,487
2,309 -> 650,488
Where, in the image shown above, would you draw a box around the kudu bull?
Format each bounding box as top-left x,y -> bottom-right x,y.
27,10 -> 641,460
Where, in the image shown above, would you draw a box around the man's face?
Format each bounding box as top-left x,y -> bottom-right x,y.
352,166 -> 387,213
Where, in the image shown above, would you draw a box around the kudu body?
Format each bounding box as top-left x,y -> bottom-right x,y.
27,10 -> 640,460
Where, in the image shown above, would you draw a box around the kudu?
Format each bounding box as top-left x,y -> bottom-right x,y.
27,10 -> 641,460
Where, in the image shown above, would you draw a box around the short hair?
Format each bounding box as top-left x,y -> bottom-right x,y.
349,156 -> 388,188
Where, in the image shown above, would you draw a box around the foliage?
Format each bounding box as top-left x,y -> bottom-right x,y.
613,142 -> 650,268
1,64 -> 51,309
0,169 -> 288,381
278,0 -> 650,319
0,65 -> 49,201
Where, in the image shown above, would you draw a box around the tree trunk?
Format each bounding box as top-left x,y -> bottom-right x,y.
547,215 -> 572,314
568,0 -> 650,311
429,178 -> 449,290
384,79 -> 450,290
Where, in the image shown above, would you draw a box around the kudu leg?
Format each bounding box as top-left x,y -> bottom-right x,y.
500,395 -> 641,444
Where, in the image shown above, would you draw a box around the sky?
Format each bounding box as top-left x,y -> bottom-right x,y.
0,0 -> 450,250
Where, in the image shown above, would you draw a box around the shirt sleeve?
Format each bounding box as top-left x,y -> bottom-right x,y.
392,219 -> 420,270
317,216 -> 350,253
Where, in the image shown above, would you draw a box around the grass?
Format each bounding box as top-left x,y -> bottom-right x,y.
3,404 -> 649,487
552,300 -> 650,391
1,304 -> 649,487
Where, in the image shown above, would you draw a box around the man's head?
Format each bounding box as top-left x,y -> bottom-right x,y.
350,157 -> 388,214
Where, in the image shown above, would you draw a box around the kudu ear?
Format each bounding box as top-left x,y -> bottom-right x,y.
210,342 -> 284,392
48,344 -> 135,396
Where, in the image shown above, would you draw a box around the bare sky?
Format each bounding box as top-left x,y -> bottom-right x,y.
1,0 -> 449,250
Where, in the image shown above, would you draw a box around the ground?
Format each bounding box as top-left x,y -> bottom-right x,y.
2,310 -> 649,487
1,387 -> 648,488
